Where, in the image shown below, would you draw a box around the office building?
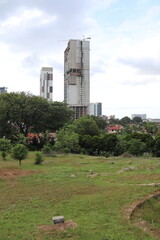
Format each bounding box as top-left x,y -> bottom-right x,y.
40,67 -> 53,101
88,102 -> 102,117
0,87 -> 7,93
64,39 -> 90,118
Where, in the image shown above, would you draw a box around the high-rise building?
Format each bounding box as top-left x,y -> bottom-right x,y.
40,67 -> 53,101
88,102 -> 102,117
0,87 -> 7,93
64,39 -> 90,119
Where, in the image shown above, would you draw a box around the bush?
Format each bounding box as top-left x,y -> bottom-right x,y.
63,147 -> 70,153
34,152 -> 43,165
105,152 -> 110,158
122,152 -> 133,158
42,145 -> 52,155
0,138 -> 11,160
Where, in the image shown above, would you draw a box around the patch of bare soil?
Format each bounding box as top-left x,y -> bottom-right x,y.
123,191 -> 160,239
0,169 -> 36,180
37,220 -> 77,232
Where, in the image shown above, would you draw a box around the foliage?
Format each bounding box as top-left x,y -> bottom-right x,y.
27,132 -> 55,151
101,134 -> 119,155
11,144 -> 28,166
120,116 -> 132,126
42,145 -> 52,156
153,135 -> 160,157
74,115 -> 100,136
108,118 -> 120,125
122,132 -> 154,153
79,134 -> 120,156
11,134 -> 27,146
127,139 -> 146,156
0,92 -> 73,138
0,138 -> 11,160
34,152 -> 43,165
90,115 -> 107,130
145,122 -> 158,135
54,125 -> 80,153
132,116 -> 142,124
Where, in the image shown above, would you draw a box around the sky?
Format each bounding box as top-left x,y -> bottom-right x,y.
0,0 -> 160,119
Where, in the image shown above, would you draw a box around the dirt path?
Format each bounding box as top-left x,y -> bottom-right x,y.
124,191 -> 160,239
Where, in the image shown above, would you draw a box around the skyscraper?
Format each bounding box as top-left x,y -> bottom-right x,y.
40,67 -> 53,101
64,39 -> 90,119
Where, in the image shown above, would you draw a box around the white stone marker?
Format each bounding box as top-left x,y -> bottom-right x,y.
52,216 -> 64,224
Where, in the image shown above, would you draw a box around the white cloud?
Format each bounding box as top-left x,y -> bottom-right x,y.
0,0 -> 160,118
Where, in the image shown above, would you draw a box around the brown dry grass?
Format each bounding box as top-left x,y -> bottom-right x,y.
37,220 -> 77,232
0,169 -> 36,180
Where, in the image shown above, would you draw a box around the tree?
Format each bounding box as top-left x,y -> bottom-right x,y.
123,132 -> 155,153
34,152 -> 43,165
132,116 -> 142,124
145,122 -> 158,135
79,135 -> 104,155
101,134 -> 119,155
90,116 -> 107,130
54,125 -> 80,153
153,135 -> 160,157
0,138 -> 11,160
120,116 -> 132,126
127,139 -> 146,156
74,116 -> 100,137
12,144 -> 28,166
0,92 -> 73,138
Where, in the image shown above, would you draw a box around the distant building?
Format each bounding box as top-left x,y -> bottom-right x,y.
109,115 -> 115,119
64,39 -> 90,119
40,67 -> 53,101
88,102 -> 102,117
0,87 -> 7,93
131,114 -> 147,120
107,125 -> 123,134
147,119 -> 160,123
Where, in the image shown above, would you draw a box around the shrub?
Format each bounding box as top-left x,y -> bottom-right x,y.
34,152 -> 43,165
12,144 -> 28,166
122,152 -> 133,158
0,138 -> 11,160
105,152 -> 110,158
63,147 -> 70,153
42,145 -> 52,155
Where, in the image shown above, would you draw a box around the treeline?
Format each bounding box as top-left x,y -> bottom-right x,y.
0,92 -> 160,158
54,117 -> 160,157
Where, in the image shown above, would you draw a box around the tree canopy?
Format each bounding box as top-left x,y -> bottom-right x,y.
73,115 -> 100,136
0,92 -> 73,137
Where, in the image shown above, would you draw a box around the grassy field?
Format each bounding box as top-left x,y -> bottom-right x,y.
0,153 -> 160,240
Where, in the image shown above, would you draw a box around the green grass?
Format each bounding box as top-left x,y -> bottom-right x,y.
0,153 -> 159,240
131,196 -> 160,229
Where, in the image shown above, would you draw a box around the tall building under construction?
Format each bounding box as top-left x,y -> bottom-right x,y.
40,67 -> 53,101
64,39 -> 90,119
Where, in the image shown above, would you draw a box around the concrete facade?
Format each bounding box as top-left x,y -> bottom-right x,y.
64,39 -> 90,118
40,67 -> 53,101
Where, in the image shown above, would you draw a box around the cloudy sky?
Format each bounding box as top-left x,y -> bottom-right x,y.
0,0 -> 160,119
